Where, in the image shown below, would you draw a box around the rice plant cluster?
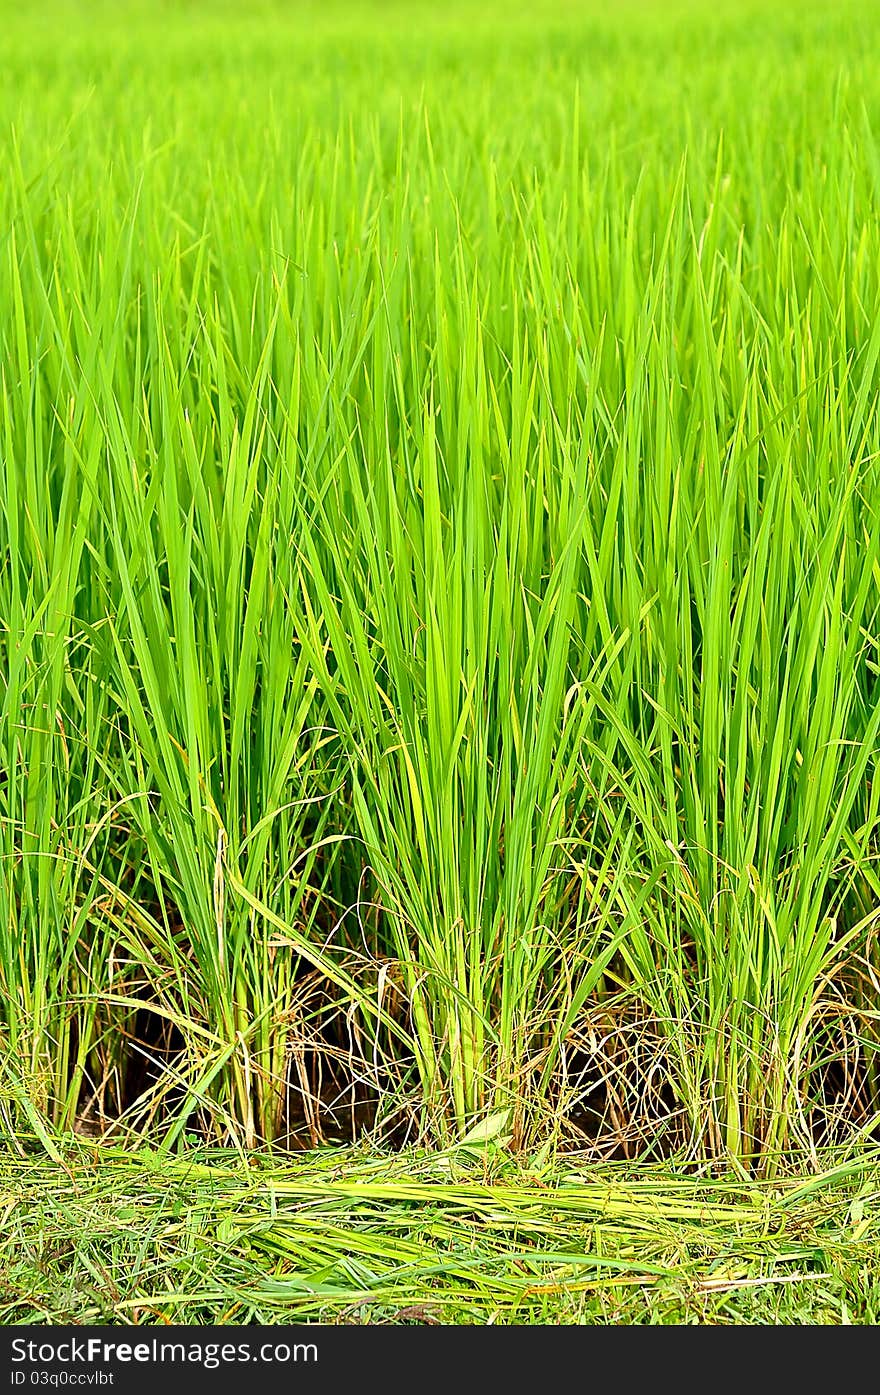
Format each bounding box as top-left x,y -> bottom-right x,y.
3,0 -> 880,1172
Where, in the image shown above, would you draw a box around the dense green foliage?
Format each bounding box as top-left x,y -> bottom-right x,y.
3,0 -> 880,1171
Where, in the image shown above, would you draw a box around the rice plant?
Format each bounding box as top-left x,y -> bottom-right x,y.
2,0 -> 880,1172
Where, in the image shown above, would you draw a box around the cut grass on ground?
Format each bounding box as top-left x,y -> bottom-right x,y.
3,1144 -> 880,1325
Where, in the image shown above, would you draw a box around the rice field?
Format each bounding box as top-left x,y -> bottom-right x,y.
4,0 -> 880,1311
